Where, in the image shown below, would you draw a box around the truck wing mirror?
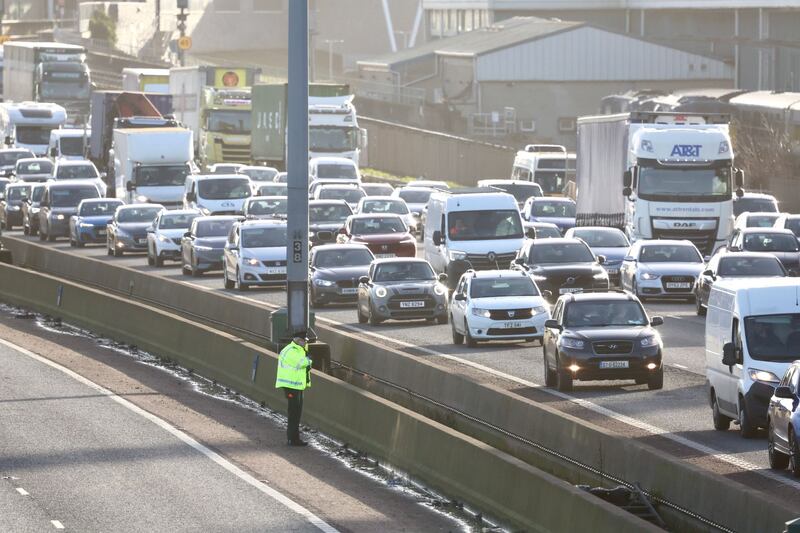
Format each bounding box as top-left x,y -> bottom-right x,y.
622,186 -> 632,197
432,230 -> 443,246
126,180 -> 135,192
735,187 -> 744,198
721,342 -> 737,366
734,168 -> 745,188
525,227 -> 536,239
623,170 -> 632,188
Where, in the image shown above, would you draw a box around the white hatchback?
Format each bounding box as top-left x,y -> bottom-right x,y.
450,269 -> 550,347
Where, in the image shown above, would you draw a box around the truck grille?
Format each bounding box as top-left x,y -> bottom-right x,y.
465,252 -> 517,270
220,142 -> 251,164
650,220 -> 717,255
593,341 -> 633,355
488,308 -> 532,320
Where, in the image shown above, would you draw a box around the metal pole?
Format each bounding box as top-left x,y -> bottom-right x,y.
286,0 -> 309,336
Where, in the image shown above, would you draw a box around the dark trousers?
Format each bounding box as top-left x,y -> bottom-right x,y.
284,388 -> 304,443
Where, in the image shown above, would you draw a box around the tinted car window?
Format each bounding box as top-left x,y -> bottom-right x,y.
247,198 -> 288,216
79,201 -> 120,216
743,233 -> 799,252
745,314 -> 800,360
565,301 -> 647,327
56,164 -> 98,180
198,178 -> 251,200
374,262 -> 434,282
117,207 -> 162,223
784,218 -> 800,238
241,168 -> 278,181
159,213 -> 198,229
470,277 -> 538,298
361,200 -> 408,215
320,188 -> 364,204
6,186 -> 29,201
532,225 -> 561,239
747,215 -> 779,228
241,227 -> 287,248
397,189 -> 432,203
734,198 -> 778,216
448,210 -> 522,241
640,245 -> 701,263
351,217 -> 406,235
196,219 -> 236,237
532,201 -> 576,217
531,242 -> 594,264
310,204 -> 351,223
314,248 -> 373,268
317,164 -> 357,180
718,256 -> 785,276
50,186 -> 99,207
571,229 -> 628,247
18,160 -> 53,174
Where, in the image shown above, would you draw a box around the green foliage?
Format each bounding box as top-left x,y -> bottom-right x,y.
88,9 -> 116,46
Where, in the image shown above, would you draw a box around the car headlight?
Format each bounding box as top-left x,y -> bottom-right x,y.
244,257 -> 260,266
748,368 -> 780,384
531,274 -> 547,282
55,214 -> 65,220
640,335 -> 660,347
448,250 -> 467,261
593,271 -> 608,280
641,272 -> 660,280
375,286 -> 388,298
194,245 -> 213,252
314,278 -> 336,287
559,337 -> 585,349
157,234 -> 171,243
9,205 -> 19,211
199,207 -> 211,216
30,207 -> 39,215
471,307 -> 491,318
433,283 -> 446,296
79,222 -> 94,228
136,195 -> 149,203
532,306 -> 547,315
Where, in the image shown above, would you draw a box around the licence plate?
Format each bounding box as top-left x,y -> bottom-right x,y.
340,287 -> 357,295
606,268 -> 618,274
599,360 -> 629,369
375,253 -> 395,259
559,287 -> 583,294
137,238 -> 146,244
400,300 -> 425,308
666,282 -> 690,289
97,230 -> 106,236
265,266 -> 286,275
502,321 -> 523,329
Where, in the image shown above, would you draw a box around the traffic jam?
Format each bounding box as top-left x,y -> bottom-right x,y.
2,53 -> 800,476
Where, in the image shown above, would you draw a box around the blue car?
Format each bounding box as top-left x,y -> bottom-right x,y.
521,197 -> 576,235
69,198 -> 124,247
564,226 -> 630,286
768,360 -> 800,476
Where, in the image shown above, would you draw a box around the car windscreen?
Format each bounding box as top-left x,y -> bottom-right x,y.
258,185 -> 287,197
745,314 -> 800,361
0,151 -> 33,166
242,168 -> 278,181
317,164 -> 357,180
320,188 -> 364,204
746,215 -> 779,228
531,201 -> 576,217
565,301 -> 648,328
314,248 -> 374,268
197,178 -> 251,200
6,186 -> 29,201
79,201 -> 120,216
310,203 -> 352,223
532,225 -> 561,239
241,227 -> 287,248
30,186 -> 45,202
571,229 -> 629,247
17,160 -> 52,174
351,217 -> 406,235
117,207 -> 162,223
247,198 -> 288,216
743,233 -> 799,252
56,164 -> 98,180
361,200 -> 408,215
397,189 -> 431,204
639,245 -> 701,263
470,277 -> 538,298
530,242 -> 594,264
373,262 -> 434,282
362,184 -> 393,196
159,213 -> 198,229
734,198 -> 778,216
718,256 -> 786,276
50,187 -> 99,207
196,219 -> 235,238
448,209 -> 523,241
207,110 -> 250,135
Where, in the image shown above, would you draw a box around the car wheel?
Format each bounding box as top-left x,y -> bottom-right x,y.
357,303 -> 368,324
223,268 -> 234,289
236,269 -> 248,291
768,419 -> 790,470
191,255 -> 201,277
39,227 -> 46,241
555,353 -> 573,392
711,391 -> 731,431
464,320 -> 477,347
368,302 -> 382,325
23,224 -> 29,236
647,368 -> 664,390
6,223 -> 12,231
75,238 -> 84,248
437,313 -> 448,325
112,238 -> 123,256
147,249 -> 154,266
543,352 -> 556,387
30,224 -> 38,236
790,431 -> 800,477
154,254 -> 164,267
181,261 -> 191,275
69,237 -> 75,247
451,317 -> 464,345
696,295 -> 707,316
739,398 -> 757,438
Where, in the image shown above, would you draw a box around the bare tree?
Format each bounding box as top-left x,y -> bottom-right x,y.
731,116 -> 797,191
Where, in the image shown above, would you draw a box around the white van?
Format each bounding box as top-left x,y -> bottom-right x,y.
308,156 -> 360,183
48,128 -> 90,161
183,174 -> 252,215
705,278 -> 800,437
511,144 -> 576,197
424,190 -> 525,289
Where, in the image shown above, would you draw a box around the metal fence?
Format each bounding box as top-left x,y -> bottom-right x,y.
360,116 -> 516,186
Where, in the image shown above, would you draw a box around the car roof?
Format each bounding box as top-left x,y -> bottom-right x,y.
55,159 -> 94,166
194,174 -> 249,181
240,165 -> 277,171
563,291 -> 637,303
0,148 -> 32,154
238,218 -> 287,228
467,269 -> 531,279
313,243 -> 371,252
362,182 -> 392,188
738,192 -> 777,200
568,226 -> 622,232
348,213 -> 403,220
80,197 -> 122,203
159,208 -> 199,216
360,196 -> 400,201
6,182 -> 30,189
117,203 -> 163,210
740,227 -> 795,235
311,156 -> 356,165
194,215 -> 241,223
248,195 -> 287,201
527,221 -> 559,228
531,196 -> 574,203
529,237 -> 584,246
372,257 -> 430,265
317,183 -> 361,189
309,199 -> 349,206
17,157 -> 50,165
739,211 -> 779,218
718,251 -> 782,260
637,239 -> 695,246
397,186 -> 435,192
45,181 -> 98,189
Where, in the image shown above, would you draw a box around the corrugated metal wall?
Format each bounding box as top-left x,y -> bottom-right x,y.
475,26 -> 734,82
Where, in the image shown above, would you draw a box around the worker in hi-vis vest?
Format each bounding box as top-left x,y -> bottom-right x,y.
275,331 -> 312,446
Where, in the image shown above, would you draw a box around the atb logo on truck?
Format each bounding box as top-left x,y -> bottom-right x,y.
671,144 -> 702,157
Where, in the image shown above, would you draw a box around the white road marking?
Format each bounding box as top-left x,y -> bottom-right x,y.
0,338 -> 339,533
16,487 -> 29,496
51,520 -> 64,529
672,363 -> 689,370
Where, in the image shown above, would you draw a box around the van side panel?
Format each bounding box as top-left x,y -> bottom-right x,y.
706,287 -> 738,417
424,198 -> 444,272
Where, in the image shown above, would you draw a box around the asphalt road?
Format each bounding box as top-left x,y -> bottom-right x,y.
0,340 -> 328,532
7,231 -> 800,500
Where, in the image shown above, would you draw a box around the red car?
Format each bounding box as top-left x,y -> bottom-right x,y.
338,214 -> 416,258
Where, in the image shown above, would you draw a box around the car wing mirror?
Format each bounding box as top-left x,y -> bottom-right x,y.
358,275 -> 369,285
438,273 -> 448,282
650,316 -> 664,327
542,289 -> 552,299
183,231 -> 192,238
774,386 -> 794,399
454,293 -> 466,301
623,256 -> 636,262
722,342 -> 737,366
544,319 -> 562,331
597,255 -> 606,265
702,269 -> 713,277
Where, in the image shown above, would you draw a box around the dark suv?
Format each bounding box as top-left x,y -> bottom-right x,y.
542,291 -> 664,392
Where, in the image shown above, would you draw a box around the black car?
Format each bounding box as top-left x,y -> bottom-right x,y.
695,252 -> 786,315
22,183 -> 45,236
512,237 -> 609,302
728,228 -> 800,274
309,244 -> 374,306
543,291 -> 664,392
308,200 -> 353,247
0,182 -> 30,230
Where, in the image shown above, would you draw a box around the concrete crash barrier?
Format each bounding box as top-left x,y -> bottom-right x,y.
0,262 -> 660,532
6,236 -> 799,532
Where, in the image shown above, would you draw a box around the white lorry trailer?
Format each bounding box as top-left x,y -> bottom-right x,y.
575,112 -> 743,255
111,127 -> 194,208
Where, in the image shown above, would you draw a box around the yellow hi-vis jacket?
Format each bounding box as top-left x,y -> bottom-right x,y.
275,341 -> 312,390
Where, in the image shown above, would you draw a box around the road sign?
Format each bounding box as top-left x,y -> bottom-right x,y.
178,36 -> 192,51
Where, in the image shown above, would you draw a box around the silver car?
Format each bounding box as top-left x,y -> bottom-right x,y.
620,239 -> 704,301
357,258 -> 449,325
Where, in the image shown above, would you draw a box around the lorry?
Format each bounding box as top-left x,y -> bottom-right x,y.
89,91 -> 176,174
2,42 -> 91,125
575,112 -> 743,255
111,127 -> 193,208
122,68 -> 170,94
251,83 -> 366,169
169,66 -> 260,169
0,101 -> 66,155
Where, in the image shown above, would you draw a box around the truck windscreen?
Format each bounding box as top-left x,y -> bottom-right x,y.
40,74 -> 90,100
135,165 -> 189,187
310,127 -> 357,151
59,137 -> 86,156
637,166 -> 731,202
207,110 -> 250,134
17,127 -> 52,145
